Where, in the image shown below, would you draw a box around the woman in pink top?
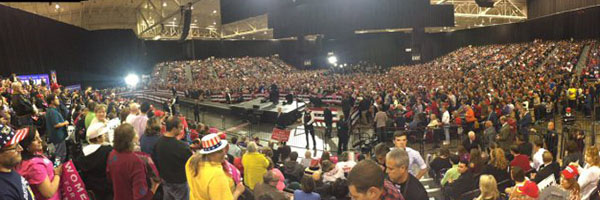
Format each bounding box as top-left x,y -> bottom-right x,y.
267,158 -> 286,191
16,126 -> 62,200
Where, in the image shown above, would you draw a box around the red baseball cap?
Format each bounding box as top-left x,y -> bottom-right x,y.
516,180 -> 539,198
562,165 -> 579,179
50,83 -> 62,91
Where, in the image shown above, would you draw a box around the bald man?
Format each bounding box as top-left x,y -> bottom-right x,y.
544,122 -> 558,158
462,131 -> 482,152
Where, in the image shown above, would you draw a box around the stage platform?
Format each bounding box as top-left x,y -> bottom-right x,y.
121,90 -> 305,125
230,98 -> 305,124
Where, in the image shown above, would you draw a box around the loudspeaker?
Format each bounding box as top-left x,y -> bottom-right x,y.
475,0 -> 494,7
179,6 -> 192,41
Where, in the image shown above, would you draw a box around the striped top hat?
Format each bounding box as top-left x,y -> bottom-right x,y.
0,124 -> 28,148
199,133 -> 228,154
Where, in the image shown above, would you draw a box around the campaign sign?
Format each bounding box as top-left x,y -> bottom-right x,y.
16,74 -> 50,86
271,128 -> 291,142
60,160 -> 90,200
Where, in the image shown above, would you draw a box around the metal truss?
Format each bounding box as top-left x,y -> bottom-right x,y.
448,0 -> 527,20
135,0 -> 221,40
220,14 -> 271,39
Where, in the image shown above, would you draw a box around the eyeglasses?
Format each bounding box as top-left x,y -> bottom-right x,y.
1,145 -> 22,153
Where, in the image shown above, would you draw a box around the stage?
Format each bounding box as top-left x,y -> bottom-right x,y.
121,90 -> 305,125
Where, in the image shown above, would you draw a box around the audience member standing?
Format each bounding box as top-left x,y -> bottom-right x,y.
10,82 -> 36,127
374,107 -> 388,142
140,117 -> 161,156
16,126 -> 62,200
131,102 -> 151,139
392,132 -> 428,179
385,148 -> 428,200
185,133 -> 245,200
242,142 -> 270,190
45,94 -> 69,162
107,124 -> 153,200
337,114 -> 349,154
302,110 -> 316,150
153,117 -> 193,200
74,123 -> 114,200
324,107 -> 333,138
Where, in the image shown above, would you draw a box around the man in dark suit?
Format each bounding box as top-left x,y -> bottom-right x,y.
337,114 -> 349,154
532,151 -> 560,184
544,122 -> 559,158
193,100 -> 200,122
487,106 -> 499,131
518,106 -> 532,142
462,131 -> 482,152
324,107 -> 333,138
497,116 -> 514,153
341,95 -> 352,120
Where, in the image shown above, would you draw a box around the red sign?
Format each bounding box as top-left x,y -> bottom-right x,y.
60,160 -> 90,200
271,128 -> 291,142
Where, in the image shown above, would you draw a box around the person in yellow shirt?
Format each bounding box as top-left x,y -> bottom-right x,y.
186,133 -> 245,200
568,87 -> 577,110
242,142 -> 270,190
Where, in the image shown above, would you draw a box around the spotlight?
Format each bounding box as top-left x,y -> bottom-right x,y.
328,56 -> 338,64
125,74 -> 139,87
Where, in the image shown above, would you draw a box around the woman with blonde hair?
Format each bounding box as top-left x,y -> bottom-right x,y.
571,145 -> 600,200
242,142 -> 270,190
476,175 -> 500,200
482,148 -> 511,191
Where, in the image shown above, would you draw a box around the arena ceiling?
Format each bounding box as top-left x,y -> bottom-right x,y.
2,0 -> 526,40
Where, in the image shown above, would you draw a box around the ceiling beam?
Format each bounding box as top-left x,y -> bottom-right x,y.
454,13 -> 526,19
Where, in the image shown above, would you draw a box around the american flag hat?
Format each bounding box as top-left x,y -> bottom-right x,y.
199,133 -> 228,155
0,124 -> 29,148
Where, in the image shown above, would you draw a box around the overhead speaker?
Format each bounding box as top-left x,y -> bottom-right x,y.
475,0 -> 494,7
179,4 -> 192,41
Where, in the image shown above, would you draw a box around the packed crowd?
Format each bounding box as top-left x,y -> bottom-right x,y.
2,38 -> 600,200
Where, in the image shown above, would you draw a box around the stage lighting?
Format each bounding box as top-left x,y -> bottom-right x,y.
328,56 -> 338,64
125,74 -> 139,87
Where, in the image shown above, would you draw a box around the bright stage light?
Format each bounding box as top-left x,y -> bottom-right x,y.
328,56 -> 338,64
125,74 -> 139,87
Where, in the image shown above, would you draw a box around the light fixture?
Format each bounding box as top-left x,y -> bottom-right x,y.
213,21 -> 216,25
173,17 -> 176,21
241,36 -> 245,39
153,35 -> 161,40
264,31 -> 268,34
328,56 -> 338,65
194,19 -> 197,23
55,4 -> 60,9
213,10 -> 217,14
191,6 -> 194,9
125,74 -> 140,87
162,2 -> 167,7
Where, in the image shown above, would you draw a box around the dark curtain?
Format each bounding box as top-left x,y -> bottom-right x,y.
528,0 -> 600,19
0,5 -> 88,86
